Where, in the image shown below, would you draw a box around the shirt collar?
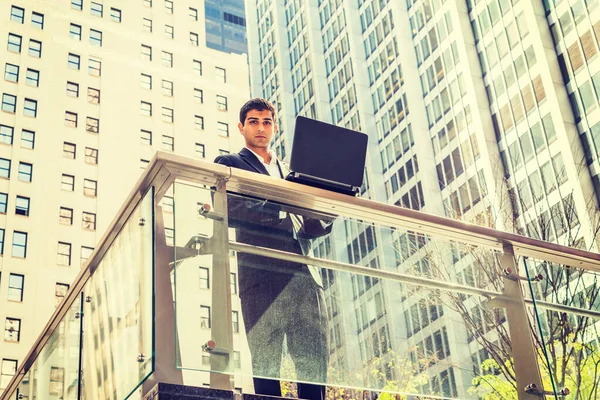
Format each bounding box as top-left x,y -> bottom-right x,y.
244,147 -> 277,165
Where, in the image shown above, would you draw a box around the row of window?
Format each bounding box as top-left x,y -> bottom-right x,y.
61,174 -> 97,196
69,23 -> 103,47
63,143 -> 98,165
0,230 -> 28,258
4,63 -> 40,87
64,112 -> 100,133
7,33 -> 42,57
1,94 -> 37,117
0,159 -> 33,183
68,53 -> 102,76
139,74 -> 226,107
10,6 -> 44,29
66,82 -> 100,104
0,193 -> 30,217
140,129 -> 208,157
71,0 -> 122,22
59,207 -> 96,231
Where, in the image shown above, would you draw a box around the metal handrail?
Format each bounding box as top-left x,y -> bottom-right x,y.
3,151 -> 600,400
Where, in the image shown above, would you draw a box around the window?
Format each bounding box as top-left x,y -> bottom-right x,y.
18,162 -> 32,182
162,80 -> 173,96
195,143 -> 205,158
55,283 -> 69,307
67,82 -> 79,97
141,130 -> 152,145
65,111 -> 78,127
0,193 -> 7,213
57,242 -> 71,265
0,229 -> 4,255
217,95 -> 228,111
189,7 -> 198,20
216,67 -> 226,83
162,196 -> 174,212
141,44 -> 152,61
143,18 -> 152,32
26,69 -> 39,87
21,130 -> 34,149
193,60 -> 202,75
84,179 -> 97,196
143,0 -> 152,7
162,51 -> 173,67
0,126 -> 13,145
7,34 -> 22,53
28,40 -> 42,57
200,305 -> 211,328
81,246 -> 94,266
12,231 -> 27,258
15,196 -> 29,216
49,368 -> 64,396
72,0 -> 83,10
87,88 -> 100,104
85,147 -> 98,164
59,207 -> 73,225
199,267 -> 209,289
162,135 -> 174,151
4,63 -> 18,82
88,58 -> 101,76
232,310 -> 239,333
110,8 -> 122,22
165,24 -> 174,38
141,101 -> 152,116
194,88 -> 203,103
23,98 -> 37,117
217,122 -> 229,137
91,2 -> 103,17
86,117 -> 99,133
82,212 -> 96,230
162,107 -> 174,123
70,23 -> 82,40
141,73 -> 152,89
8,274 -> 24,302
90,29 -> 102,46
234,351 -> 241,368
195,115 -> 204,130
1,359 -> 17,390
10,6 -> 24,23
140,158 -> 150,171
68,53 -> 80,70
190,32 -> 199,46
230,272 -> 237,294
4,318 -> 20,342
63,142 -> 76,159
61,174 -> 74,191
1,94 -> 16,113
0,159 -> 10,178
165,0 -> 174,13
219,149 -> 229,155
31,12 -> 44,29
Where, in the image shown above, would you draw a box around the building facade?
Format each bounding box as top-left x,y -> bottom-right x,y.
0,0 -> 250,394
246,0 -> 600,397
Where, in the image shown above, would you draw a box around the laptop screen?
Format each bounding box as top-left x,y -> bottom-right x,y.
289,116 -> 368,188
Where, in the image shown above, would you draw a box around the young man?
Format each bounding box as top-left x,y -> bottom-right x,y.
214,98 -> 330,399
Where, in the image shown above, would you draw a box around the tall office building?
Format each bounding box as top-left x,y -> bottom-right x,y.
0,0 -> 250,392
246,0 -> 600,396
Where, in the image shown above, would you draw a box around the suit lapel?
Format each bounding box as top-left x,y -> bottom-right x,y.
239,148 -> 269,175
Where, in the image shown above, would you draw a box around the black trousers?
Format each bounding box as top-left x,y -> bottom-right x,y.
239,266 -> 329,400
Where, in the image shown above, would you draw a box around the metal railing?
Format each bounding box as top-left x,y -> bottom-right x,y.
2,151 -> 600,399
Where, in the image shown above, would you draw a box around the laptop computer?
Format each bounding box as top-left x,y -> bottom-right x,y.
286,116 -> 368,196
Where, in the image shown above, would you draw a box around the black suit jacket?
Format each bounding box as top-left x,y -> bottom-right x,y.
214,148 -> 332,293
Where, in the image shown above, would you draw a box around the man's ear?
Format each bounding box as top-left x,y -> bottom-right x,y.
238,122 -> 244,133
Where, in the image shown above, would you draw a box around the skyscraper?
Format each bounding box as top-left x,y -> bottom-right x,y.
246,0 -> 600,396
0,0 -> 250,391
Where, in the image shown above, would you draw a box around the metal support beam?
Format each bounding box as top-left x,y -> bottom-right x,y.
209,178 -> 234,389
498,245 -> 544,400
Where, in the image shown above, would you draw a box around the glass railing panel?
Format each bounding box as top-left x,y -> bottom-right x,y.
523,254 -> 600,398
80,188 -> 155,399
171,186 -> 546,398
11,297 -> 83,400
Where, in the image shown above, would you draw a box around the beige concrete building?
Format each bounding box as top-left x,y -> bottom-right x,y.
0,0 -> 249,391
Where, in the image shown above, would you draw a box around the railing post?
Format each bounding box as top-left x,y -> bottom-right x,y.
209,178 -> 234,389
498,244 -> 545,400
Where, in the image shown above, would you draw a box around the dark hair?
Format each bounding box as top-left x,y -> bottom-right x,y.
239,98 -> 276,125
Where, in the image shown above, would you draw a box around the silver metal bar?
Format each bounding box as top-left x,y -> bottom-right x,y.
229,242 -> 502,299
498,246 -> 544,400
524,299 -> 600,320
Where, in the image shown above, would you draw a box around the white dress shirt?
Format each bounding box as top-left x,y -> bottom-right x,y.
244,147 -> 282,178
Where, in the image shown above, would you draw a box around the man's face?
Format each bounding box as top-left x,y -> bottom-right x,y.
238,109 -> 277,151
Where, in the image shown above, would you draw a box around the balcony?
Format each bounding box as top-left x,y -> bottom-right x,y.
1,152 -> 599,399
